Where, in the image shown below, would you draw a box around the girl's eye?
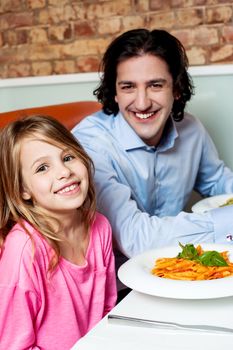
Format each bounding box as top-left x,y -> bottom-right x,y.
64,154 -> 75,162
36,164 -> 48,173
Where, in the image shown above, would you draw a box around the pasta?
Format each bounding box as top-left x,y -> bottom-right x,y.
151,245 -> 233,281
220,197 -> 233,207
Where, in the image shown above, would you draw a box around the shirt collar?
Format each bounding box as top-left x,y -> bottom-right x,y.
158,117 -> 178,151
114,112 -> 178,152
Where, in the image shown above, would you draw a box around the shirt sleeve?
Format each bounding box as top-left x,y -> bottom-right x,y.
193,119 -> 233,196
0,285 -> 41,350
76,143 -> 233,258
98,215 -> 117,314
0,229 -> 42,350
210,205 -> 233,243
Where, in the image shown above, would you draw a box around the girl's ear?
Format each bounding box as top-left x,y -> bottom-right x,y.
22,189 -> 31,200
115,95 -> 118,103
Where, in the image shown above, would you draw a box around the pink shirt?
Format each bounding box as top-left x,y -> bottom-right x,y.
0,213 -> 117,350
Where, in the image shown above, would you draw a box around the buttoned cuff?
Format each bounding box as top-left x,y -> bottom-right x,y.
209,205 -> 233,243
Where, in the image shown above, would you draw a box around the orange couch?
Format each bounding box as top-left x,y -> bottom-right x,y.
0,101 -> 101,130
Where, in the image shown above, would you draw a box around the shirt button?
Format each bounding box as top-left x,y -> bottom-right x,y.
226,234 -> 233,242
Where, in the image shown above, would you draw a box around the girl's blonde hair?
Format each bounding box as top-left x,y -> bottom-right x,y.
0,115 -> 96,271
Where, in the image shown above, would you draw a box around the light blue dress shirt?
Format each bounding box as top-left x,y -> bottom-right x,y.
72,111 -> 233,258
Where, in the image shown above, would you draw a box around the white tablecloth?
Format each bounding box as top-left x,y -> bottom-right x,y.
71,291 -> 233,350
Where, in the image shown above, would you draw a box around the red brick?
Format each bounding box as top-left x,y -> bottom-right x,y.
0,47 -> 17,64
171,0 -> 193,7
3,30 -> 28,46
0,64 -> 8,79
74,21 -> 96,37
0,13 -> 34,30
61,38 -> 110,58
76,56 -> 100,73
149,11 -> 176,29
72,3 -> 86,20
0,0 -> 22,13
29,28 -> 48,43
48,0 -> 68,5
25,44 -> 61,60
38,5 -> 76,25
134,0 -> 149,12
193,0 -> 206,5
122,15 -> 146,30
222,26 -> 233,43
8,63 -> 31,77
27,0 -> 46,9
0,0 -> 233,78
170,0 -> 183,7
150,0 -> 170,11
171,29 -> 195,47
206,6 -> 232,24
54,60 -> 76,74
32,61 -> 53,76
193,27 -> 219,46
193,0 -> 206,4
97,17 -> 121,35
186,46 -> 207,65
48,25 -> 72,42
210,44 -> 233,63
84,0 -> 132,20
176,8 -> 204,27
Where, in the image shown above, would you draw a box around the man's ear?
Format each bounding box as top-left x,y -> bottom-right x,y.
174,91 -> 180,100
22,189 -> 31,200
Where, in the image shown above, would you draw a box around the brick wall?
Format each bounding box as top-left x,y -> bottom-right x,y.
0,0 -> 233,78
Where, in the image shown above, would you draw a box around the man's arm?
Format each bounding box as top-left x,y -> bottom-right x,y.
193,118 -> 233,196
78,142 -> 233,258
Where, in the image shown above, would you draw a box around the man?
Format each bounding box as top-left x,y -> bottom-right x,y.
72,29 -> 233,270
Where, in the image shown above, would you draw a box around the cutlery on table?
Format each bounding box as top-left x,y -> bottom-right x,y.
108,314 -> 233,334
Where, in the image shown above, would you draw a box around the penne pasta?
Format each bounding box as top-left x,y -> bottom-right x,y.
220,197 -> 233,207
151,245 -> 233,281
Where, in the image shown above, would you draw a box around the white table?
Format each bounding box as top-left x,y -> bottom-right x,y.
71,291 -> 233,350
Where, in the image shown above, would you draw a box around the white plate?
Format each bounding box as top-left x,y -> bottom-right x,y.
118,244 -> 233,299
191,194 -> 233,214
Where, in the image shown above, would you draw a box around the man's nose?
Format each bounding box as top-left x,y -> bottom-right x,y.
134,89 -> 152,111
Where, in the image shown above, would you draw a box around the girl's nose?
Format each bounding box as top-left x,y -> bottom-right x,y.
56,163 -> 71,179
134,89 -> 152,111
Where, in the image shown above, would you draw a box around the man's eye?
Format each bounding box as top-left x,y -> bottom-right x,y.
151,83 -> 163,89
121,85 -> 133,90
64,154 -> 75,162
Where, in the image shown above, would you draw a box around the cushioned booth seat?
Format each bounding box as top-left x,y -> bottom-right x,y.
0,101 -> 101,130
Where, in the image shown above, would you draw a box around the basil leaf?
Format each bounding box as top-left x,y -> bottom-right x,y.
198,251 -> 228,267
177,243 -> 228,267
177,242 -> 199,260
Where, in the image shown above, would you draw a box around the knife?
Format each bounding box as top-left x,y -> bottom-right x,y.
108,314 -> 233,334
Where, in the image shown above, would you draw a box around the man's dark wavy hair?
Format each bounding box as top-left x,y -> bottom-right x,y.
94,28 -> 194,121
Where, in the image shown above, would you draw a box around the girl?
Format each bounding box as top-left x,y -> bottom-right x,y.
0,115 -> 117,350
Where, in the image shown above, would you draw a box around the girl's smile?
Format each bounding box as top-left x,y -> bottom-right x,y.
55,181 -> 80,195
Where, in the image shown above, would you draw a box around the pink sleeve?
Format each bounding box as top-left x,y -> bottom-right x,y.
0,226 -> 42,349
0,285 -> 41,349
101,216 -> 117,315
